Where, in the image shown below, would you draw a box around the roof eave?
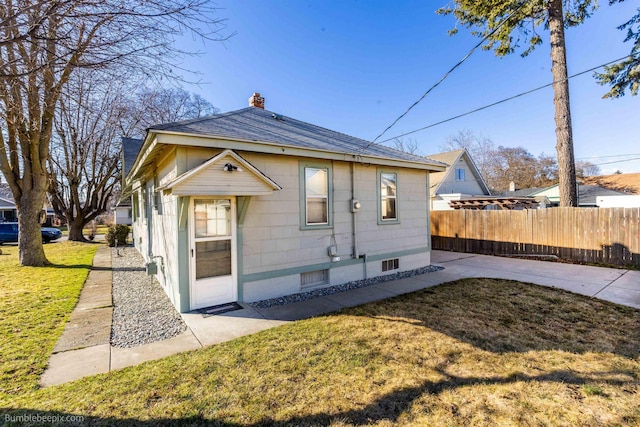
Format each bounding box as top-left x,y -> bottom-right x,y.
148,129 -> 446,172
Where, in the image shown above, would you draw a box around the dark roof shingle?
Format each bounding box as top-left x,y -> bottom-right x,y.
122,137 -> 144,176
150,107 -> 440,165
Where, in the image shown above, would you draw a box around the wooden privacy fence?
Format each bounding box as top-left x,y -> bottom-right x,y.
431,207 -> 640,268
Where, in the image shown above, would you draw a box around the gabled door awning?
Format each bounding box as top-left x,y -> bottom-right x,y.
159,149 -> 282,196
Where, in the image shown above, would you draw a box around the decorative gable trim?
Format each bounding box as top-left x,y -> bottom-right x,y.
159,149 -> 282,196
430,148 -> 490,196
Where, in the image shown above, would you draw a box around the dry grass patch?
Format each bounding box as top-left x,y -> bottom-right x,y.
2,278 -> 639,426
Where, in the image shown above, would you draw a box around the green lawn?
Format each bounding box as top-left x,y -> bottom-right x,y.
57,225 -> 110,237
1,273 -> 638,425
0,242 -> 97,398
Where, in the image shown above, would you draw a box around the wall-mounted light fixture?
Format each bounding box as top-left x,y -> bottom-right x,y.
223,163 -> 242,173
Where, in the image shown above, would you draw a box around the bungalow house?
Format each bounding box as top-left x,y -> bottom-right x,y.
124,93 -> 446,312
426,148 -> 491,210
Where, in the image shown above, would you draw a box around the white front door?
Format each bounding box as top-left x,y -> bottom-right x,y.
190,198 -> 237,310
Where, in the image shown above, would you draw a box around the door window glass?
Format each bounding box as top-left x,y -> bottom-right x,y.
195,199 -> 231,237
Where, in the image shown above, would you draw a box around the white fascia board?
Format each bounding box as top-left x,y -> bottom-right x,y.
461,150 -> 491,195
125,136 -> 158,184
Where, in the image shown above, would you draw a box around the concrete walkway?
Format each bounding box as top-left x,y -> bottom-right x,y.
41,249 -> 640,387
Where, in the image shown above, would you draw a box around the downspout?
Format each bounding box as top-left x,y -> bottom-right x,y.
351,162 -> 367,279
351,162 -> 359,259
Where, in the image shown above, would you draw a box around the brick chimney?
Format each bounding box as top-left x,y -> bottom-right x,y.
249,92 -> 265,109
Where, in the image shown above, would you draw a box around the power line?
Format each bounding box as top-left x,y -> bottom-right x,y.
362,1 -> 528,150
378,52 -> 640,144
592,157 -> 640,166
576,153 -> 640,160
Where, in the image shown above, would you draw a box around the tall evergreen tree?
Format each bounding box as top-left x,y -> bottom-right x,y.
438,0 -> 597,207
595,1 -> 640,97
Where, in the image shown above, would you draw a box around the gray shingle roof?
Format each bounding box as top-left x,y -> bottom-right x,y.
502,188 -> 546,197
578,185 -> 627,206
122,137 -> 143,176
150,107 -> 441,165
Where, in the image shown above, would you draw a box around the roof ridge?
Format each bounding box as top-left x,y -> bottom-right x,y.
142,106 -> 445,168
148,108 -> 255,131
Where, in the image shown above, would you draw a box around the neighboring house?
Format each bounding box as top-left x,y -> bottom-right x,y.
114,137 -> 144,225
596,195 -> 640,208
0,183 -> 60,224
0,185 -> 17,222
123,93 -> 446,313
0,198 -> 15,222
510,184 -> 628,207
426,148 -> 491,210
114,197 -> 133,225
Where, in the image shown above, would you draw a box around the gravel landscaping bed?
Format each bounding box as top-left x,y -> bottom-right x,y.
249,265 -> 444,308
111,246 -> 187,348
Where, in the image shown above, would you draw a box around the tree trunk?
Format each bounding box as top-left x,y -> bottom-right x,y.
67,219 -> 89,242
16,190 -> 49,266
548,0 -> 578,207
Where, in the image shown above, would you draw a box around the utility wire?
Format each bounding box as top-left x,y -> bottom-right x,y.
362,1 -> 528,150
592,157 -> 640,166
378,52 -> 640,144
576,153 -> 640,160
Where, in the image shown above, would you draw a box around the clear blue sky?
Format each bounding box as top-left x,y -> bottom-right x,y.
175,0 -> 639,174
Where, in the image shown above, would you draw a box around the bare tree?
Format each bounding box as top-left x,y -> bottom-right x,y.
575,160 -> 601,177
485,146 -> 559,193
120,87 -> 219,138
48,72 -> 123,242
441,130 -> 497,187
537,153 -> 559,184
0,0 -> 228,265
392,137 -> 420,155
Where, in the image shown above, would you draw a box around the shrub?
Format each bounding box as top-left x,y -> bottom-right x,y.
105,224 -> 130,247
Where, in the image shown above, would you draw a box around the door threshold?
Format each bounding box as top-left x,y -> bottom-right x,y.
196,302 -> 243,318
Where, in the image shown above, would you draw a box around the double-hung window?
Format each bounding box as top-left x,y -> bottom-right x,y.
379,171 -> 398,223
300,163 -> 332,228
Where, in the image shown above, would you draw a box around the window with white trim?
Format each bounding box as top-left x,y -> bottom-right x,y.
380,172 -> 397,221
304,167 -> 329,225
455,168 -> 465,182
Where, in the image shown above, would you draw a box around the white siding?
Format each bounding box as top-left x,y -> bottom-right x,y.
172,153 -> 276,196
114,207 -> 132,225
436,156 -> 486,196
242,251 -> 431,303
241,153 -> 432,300
132,152 -> 183,309
597,195 -> 640,208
